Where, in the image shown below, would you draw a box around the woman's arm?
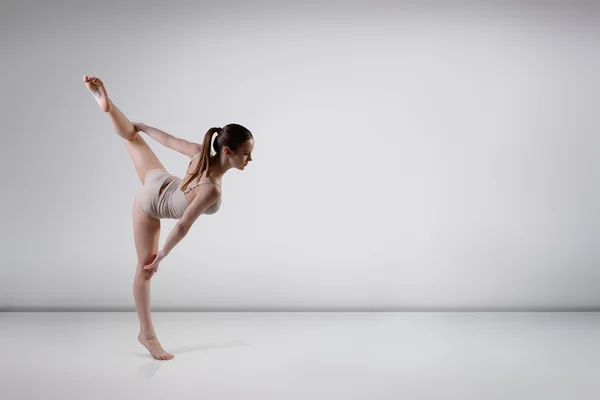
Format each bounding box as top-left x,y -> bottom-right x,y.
133,122 -> 202,158
143,223 -> 189,277
143,185 -> 220,276
159,185 -> 221,256
159,224 -> 189,257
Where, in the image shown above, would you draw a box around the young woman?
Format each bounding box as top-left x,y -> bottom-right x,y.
83,75 -> 254,360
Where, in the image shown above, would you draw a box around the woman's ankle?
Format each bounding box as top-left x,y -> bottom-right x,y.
139,331 -> 157,340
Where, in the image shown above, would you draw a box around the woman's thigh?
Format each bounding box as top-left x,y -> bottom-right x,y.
124,133 -> 166,185
132,197 -> 161,267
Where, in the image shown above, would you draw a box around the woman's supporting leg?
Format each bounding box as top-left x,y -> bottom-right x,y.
132,197 -> 174,360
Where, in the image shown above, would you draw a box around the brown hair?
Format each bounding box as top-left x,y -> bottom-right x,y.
181,123 -> 253,192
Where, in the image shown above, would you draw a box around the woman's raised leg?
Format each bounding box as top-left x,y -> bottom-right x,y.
83,75 -> 165,184
83,75 -> 136,139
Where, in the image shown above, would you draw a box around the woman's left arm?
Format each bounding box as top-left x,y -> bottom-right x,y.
134,122 -> 201,157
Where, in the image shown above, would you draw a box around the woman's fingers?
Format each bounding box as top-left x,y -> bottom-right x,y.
143,261 -> 155,270
143,263 -> 158,278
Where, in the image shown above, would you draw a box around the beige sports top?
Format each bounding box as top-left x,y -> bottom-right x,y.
160,152 -> 221,219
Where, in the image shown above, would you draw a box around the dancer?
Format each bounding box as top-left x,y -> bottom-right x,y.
83,75 -> 254,360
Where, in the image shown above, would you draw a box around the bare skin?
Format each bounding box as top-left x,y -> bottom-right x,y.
84,75 -> 174,360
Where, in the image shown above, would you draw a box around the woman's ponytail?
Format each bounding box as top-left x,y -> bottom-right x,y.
181,127 -> 221,192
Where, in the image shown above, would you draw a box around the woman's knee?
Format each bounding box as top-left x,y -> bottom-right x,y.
136,252 -> 155,266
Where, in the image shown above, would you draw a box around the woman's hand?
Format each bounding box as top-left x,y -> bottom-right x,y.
143,250 -> 167,278
132,122 -> 147,133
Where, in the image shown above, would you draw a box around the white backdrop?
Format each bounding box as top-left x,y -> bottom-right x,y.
1,0 -> 598,311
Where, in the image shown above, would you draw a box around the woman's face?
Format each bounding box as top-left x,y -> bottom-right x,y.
230,139 -> 254,170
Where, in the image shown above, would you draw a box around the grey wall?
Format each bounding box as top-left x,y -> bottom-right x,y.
1,0 -> 598,311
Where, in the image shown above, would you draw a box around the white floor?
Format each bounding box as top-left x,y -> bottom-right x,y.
2,312 -> 600,399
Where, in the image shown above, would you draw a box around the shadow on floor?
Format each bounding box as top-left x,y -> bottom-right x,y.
132,340 -> 252,381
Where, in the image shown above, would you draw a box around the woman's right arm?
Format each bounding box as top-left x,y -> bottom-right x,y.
158,185 -> 221,257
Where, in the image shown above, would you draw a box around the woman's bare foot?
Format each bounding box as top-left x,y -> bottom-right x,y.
83,75 -> 111,112
138,333 -> 174,360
